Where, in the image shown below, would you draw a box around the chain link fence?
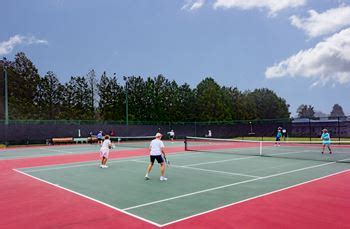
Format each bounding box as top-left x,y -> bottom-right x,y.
0,117 -> 349,145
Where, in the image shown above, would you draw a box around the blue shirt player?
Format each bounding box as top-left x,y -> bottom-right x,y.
274,129 -> 282,146
97,131 -> 103,145
321,129 -> 332,154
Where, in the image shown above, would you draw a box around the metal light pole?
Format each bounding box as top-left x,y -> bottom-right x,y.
2,58 -> 9,147
2,59 -> 9,125
4,68 -> 8,125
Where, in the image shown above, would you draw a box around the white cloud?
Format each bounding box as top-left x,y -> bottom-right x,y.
0,35 -> 48,55
265,27 -> 350,86
182,0 -> 205,11
290,6 -> 350,38
213,0 -> 306,16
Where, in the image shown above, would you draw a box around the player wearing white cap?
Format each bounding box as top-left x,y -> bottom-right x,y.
145,133 -> 167,181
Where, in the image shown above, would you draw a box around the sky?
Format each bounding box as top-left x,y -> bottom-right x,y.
1,0 -> 350,117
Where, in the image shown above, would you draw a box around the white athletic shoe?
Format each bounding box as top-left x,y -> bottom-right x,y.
100,164 -> 103,168
103,165 -> 108,168
160,176 -> 168,181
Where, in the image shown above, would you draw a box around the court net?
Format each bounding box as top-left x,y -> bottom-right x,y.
110,136 -> 154,148
185,136 -> 350,163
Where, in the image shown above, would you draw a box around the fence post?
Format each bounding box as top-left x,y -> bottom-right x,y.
194,121 -> 197,137
338,116 -> 340,142
5,124 -> 8,146
309,118 -> 311,142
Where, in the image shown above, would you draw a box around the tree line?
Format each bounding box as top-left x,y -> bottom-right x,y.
297,104 -> 346,119
1,52 -> 292,122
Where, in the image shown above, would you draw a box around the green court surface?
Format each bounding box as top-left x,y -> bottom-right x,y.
17,150 -> 350,226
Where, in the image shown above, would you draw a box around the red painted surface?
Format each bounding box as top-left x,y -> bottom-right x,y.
165,170 -> 350,229
0,145 -> 349,228
0,146 -> 184,229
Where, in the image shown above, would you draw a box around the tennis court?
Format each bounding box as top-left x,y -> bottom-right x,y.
3,137 -> 349,228
0,137 -> 182,160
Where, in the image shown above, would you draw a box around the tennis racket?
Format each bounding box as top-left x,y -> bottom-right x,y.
163,154 -> 170,167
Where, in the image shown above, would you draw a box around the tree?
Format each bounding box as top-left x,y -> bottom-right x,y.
221,87 -> 245,120
131,74 -> 182,122
86,69 -> 98,118
36,71 -> 64,119
125,75 -> 149,121
98,72 -> 124,120
194,77 -> 231,121
239,90 -> 258,120
0,60 -> 8,119
60,76 -> 94,119
297,104 -> 315,118
330,104 -> 345,118
245,88 -> 290,119
152,74 -> 179,122
8,52 -> 41,119
175,83 -> 195,121
2,52 -> 298,122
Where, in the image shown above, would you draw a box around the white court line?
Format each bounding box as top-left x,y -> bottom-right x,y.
132,160 -> 260,178
38,148 -> 77,154
162,149 -> 313,168
122,161 -> 335,211
161,168 -> 350,227
19,147 -> 339,173
180,166 -> 260,178
18,151 -> 206,172
184,156 -> 256,167
20,159 -> 138,173
14,153 -> 349,227
13,169 -> 162,228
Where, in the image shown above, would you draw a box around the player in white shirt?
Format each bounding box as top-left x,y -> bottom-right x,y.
145,133 -> 167,181
99,135 -> 112,168
168,130 -> 175,142
205,130 -> 212,137
282,128 -> 287,140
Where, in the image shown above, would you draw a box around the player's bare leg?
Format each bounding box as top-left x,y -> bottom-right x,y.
328,146 -> 332,154
145,163 -> 153,180
160,163 -> 165,177
160,163 -> 167,181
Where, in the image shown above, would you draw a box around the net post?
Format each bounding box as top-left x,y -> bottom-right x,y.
184,136 -> 188,151
259,141 -> 262,156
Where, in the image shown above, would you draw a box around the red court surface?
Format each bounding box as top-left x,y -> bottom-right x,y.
0,146 -> 349,228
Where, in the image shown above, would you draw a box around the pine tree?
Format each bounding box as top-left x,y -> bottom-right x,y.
297,104 -> 315,118
330,104 -> 345,118
9,52 -> 41,119
98,72 -> 124,120
36,71 -> 64,119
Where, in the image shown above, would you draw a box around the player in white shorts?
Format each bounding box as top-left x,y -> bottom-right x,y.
100,135 -> 112,168
145,133 -> 167,181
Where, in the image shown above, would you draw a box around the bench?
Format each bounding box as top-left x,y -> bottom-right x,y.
88,136 -> 98,144
52,137 -> 74,144
73,137 -> 88,144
